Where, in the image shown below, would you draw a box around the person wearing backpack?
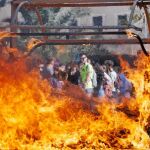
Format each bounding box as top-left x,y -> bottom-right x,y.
80,55 -> 95,97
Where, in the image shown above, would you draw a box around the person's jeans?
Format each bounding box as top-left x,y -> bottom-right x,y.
98,86 -> 105,98
84,88 -> 94,111
85,88 -> 94,95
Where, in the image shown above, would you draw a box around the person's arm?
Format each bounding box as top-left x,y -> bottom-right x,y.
104,72 -> 112,83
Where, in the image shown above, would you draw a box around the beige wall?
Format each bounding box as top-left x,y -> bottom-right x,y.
0,4 -> 11,26
77,6 -> 150,55
78,6 -> 130,26
0,3 -> 24,26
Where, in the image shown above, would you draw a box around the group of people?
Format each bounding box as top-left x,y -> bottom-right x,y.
39,54 -> 133,102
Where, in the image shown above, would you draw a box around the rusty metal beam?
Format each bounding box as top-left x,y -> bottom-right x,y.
31,39 -> 150,45
14,0 -> 135,3
10,3 -> 18,47
11,3 -> 149,7
0,25 -> 142,31
11,1 -> 30,25
15,31 -> 128,36
9,0 -> 150,47
12,0 -> 150,7
34,8 -> 48,40
35,8 -> 45,33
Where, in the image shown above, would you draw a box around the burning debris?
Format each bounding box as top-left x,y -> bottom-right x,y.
26,38 -> 43,52
0,33 -> 149,149
0,34 -> 44,59
126,30 -> 149,57
0,31 -> 15,41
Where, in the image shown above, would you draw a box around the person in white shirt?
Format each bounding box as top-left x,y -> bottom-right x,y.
105,60 -> 117,97
47,58 -> 55,76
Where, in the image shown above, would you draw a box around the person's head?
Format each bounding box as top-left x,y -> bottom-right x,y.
105,60 -> 114,67
59,65 -> 66,72
66,63 -> 71,71
54,67 -> 59,78
48,58 -> 55,65
58,71 -> 68,81
80,54 -> 88,64
72,63 -> 78,71
104,60 -> 114,71
124,71 -> 129,78
102,65 -> 107,72
99,65 -> 106,72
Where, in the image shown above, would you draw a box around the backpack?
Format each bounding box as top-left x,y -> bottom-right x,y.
92,69 -> 97,88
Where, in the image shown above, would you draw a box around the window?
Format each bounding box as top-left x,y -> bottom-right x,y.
118,15 -> 128,26
93,16 -> 103,26
69,20 -> 78,33
70,20 -> 78,26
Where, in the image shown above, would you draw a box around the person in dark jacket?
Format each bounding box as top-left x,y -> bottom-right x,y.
68,64 -> 80,85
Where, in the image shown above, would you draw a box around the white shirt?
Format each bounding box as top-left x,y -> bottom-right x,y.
108,70 -> 117,91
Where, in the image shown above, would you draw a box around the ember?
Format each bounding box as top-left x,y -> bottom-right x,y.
0,34 -> 149,149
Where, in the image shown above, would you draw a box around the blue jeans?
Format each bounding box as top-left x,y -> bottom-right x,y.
85,88 -> 94,94
98,86 -> 105,98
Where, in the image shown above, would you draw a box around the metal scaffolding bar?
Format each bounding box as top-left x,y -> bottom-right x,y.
0,25 -> 142,31
15,31 -> 127,36
9,0 -> 150,46
11,1 -> 30,25
32,39 -> 150,45
13,0 -> 150,7
10,3 -> 18,47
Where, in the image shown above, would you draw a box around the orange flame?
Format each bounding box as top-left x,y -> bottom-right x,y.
26,38 -> 43,51
0,34 -> 149,149
0,31 -> 16,41
126,30 -> 135,38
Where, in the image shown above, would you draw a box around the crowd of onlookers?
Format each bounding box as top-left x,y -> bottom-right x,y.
39,54 -> 134,103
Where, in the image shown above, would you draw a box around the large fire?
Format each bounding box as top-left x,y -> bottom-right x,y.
0,35 -> 150,149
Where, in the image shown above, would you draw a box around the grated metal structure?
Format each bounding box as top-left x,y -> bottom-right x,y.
5,0 -> 150,46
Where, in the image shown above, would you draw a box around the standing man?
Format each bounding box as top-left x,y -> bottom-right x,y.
80,55 -> 94,97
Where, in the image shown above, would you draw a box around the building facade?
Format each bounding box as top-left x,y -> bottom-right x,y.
0,4 -> 149,55
77,6 -> 149,55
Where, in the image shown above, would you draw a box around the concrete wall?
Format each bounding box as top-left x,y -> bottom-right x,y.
0,3 -> 24,26
77,6 -> 150,55
78,6 -> 130,26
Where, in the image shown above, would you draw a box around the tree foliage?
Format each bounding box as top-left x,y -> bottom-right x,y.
19,7 -> 91,61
